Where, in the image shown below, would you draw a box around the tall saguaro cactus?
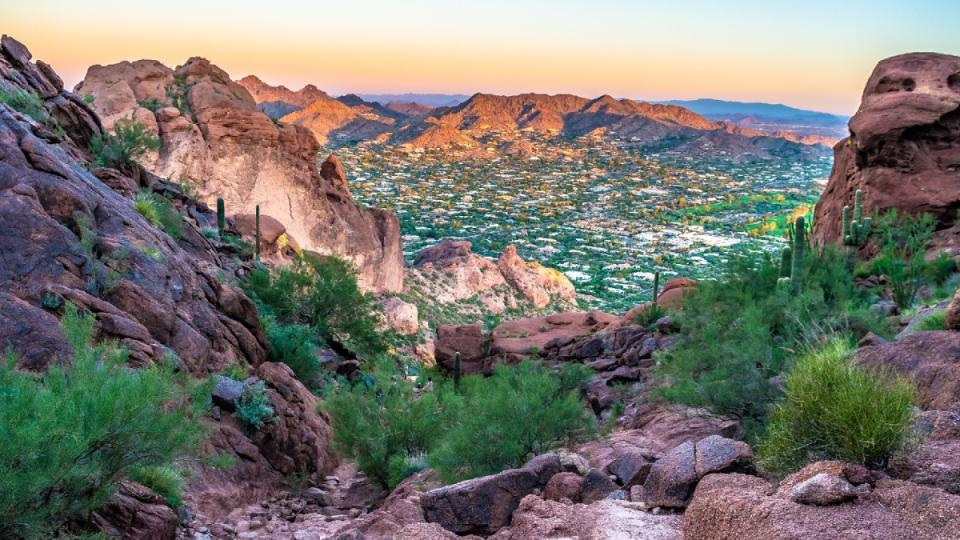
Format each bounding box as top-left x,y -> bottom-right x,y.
790,216 -> 806,292
216,197 -> 225,237
779,246 -> 793,279
255,204 -> 261,261
652,271 -> 661,307
842,189 -> 872,247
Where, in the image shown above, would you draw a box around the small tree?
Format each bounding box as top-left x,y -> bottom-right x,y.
0,305 -> 205,538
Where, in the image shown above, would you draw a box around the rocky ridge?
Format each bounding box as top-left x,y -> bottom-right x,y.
75,59 -> 403,292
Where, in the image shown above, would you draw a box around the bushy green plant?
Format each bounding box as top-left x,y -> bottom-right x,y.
0,88 -> 51,125
915,310 -> 947,332
870,210 -> 937,310
324,358 -> 595,488
129,465 -> 183,508
324,367 -> 452,489
428,360 -> 595,483
263,317 -> 322,386
234,381 -> 275,430
0,304 -> 206,538
132,189 -> 184,240
756,339 -> 914,476
244,256 -> 390,360
655,245 -> 877,427
89,119 -> 161,170
220,364 -> 247,382
137,99 -> 163,112
924,252 -> 957,287
133,190 -> 163,227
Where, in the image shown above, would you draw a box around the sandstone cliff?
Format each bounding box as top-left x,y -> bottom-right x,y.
0,35 -> 337,529
75,59 -> 403,292
813,52 -> 960,247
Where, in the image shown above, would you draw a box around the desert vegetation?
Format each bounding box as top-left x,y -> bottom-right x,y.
0,305 -> 207,538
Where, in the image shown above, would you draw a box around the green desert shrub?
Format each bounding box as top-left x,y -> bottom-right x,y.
234,381 -> 275,430
133,190 -> 163,227
915,310 -> 947,332
428,359 -> 595,483
129,465 -> 183,508
324,358 -> 595,488
90,119 -> 161,170
655,246 -> 885,428
756,338 -> 915,476
0,88 -> 51,125
263,317 -> 322,387
869,210 -> 937,310
324,365 -> 451,489
244,256 -> 390,361
132,189 -> 185,239
0,304 -> 206,539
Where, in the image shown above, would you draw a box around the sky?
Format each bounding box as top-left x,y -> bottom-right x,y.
3,0 -> 959,115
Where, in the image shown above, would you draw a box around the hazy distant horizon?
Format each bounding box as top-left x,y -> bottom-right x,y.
5,0 -> 958,115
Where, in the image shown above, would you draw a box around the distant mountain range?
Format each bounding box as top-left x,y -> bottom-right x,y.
356,93 -> 471,107
658,98 -> 850,143
236,78 -> 832,161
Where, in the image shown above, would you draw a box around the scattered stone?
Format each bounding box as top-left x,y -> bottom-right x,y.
789,473 -> 858,505
580,469 -> 619,504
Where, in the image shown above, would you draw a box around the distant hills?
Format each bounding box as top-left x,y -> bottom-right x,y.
235,78 -> 832,160
659,98 -> 849,143
356,93 -> 471,107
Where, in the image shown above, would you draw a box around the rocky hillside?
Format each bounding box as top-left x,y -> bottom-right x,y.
0,34 -> 338,534
813,52 -> 960,249
75,59 -> 403,292
233,76 -> 828,159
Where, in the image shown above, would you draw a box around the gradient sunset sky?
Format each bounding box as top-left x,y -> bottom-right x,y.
4,0 -> 958,114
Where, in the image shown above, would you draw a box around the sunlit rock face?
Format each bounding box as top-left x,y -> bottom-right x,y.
813,52 -> 960,250
76,60 -> 403,292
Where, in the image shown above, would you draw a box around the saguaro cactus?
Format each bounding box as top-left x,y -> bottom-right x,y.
652,271 -> 661,307
255,204 -> 261,260
842,189 -> 872,247
779,246 -> 793,279
216,197 -> 225,237
790,216 -> 806,292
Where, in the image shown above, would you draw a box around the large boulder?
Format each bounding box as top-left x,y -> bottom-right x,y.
488,310 -> 619,363
497,245 -> 577,308
812,53 -> 960,250
420,468 -> 542,535
435,322 -> 488,375
856,331 -> 960,409
76,60 -> 403,293
684,473 -> 960,539
643,435 -> 754,508
91,482 -> 178,540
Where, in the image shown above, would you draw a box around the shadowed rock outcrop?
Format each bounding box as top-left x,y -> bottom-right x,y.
75,59 -> 403,292
813,52 -> 960,249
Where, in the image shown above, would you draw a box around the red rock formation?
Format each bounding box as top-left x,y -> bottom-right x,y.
0,35 -> 337,534
76,59 -> 403,292
497,245 -> 577,309
813,53 -> 960,247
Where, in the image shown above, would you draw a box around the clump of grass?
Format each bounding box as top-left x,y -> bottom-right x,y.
133,190 -> 163,228
756,338 -> 915,476
129,465 -> 183,508
915,310 -> 947,332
